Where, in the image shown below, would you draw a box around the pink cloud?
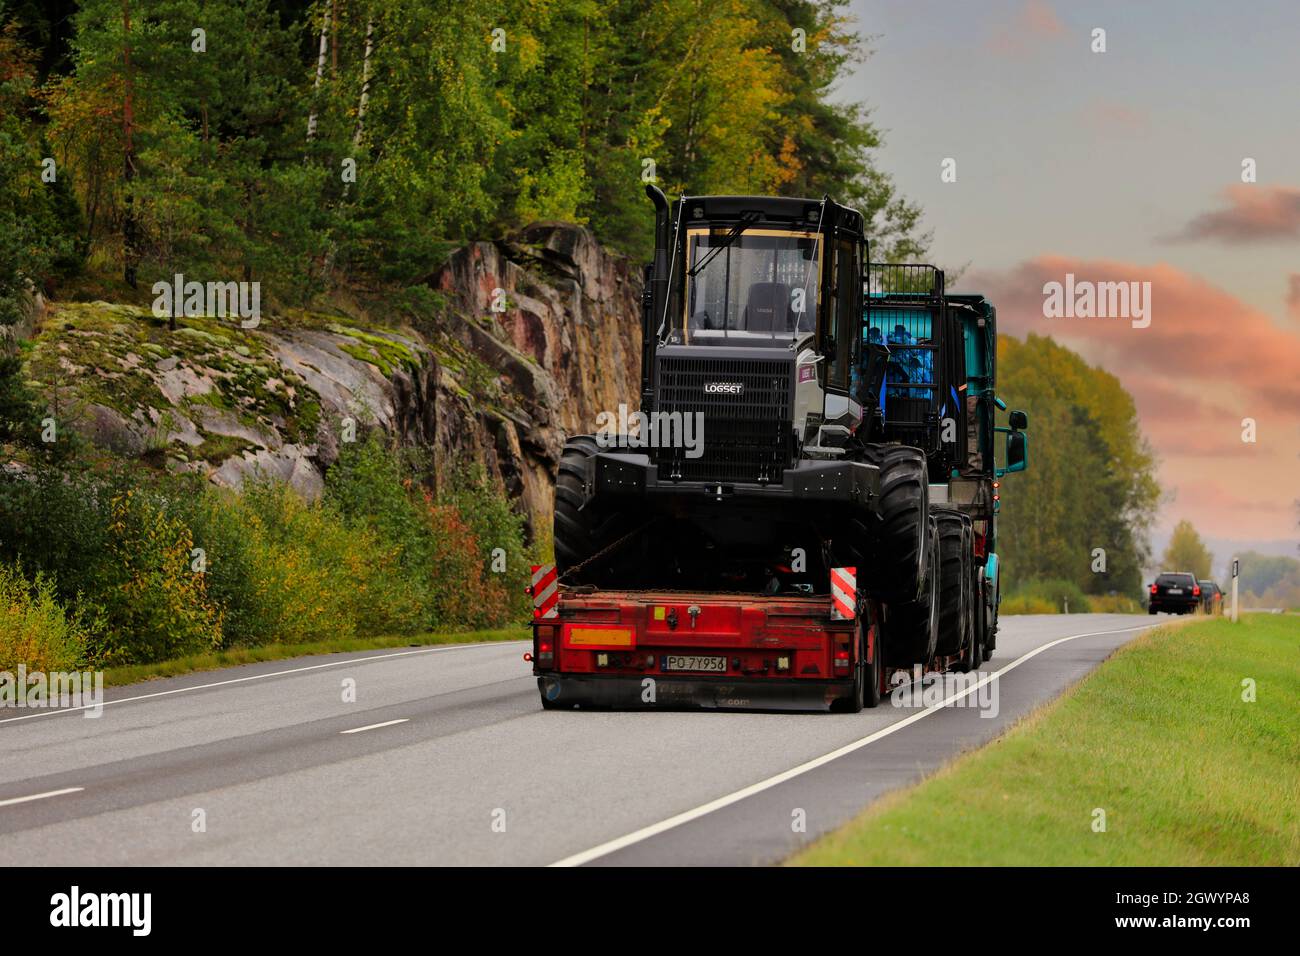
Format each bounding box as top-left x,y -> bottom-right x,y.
1134,381 -> 1255,458
987,0 -> 1065,57
1166,185 -> 1300,243
972,256 -> 1300,539
974,256 -> 1300,409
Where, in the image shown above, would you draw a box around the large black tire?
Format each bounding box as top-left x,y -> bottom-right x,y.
553,435 -> 630,577
884,516 -> 938,667
862,444 -> 929,604
933,510 -> 967,658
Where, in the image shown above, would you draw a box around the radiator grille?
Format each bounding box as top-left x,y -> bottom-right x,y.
653,354 -> 794,483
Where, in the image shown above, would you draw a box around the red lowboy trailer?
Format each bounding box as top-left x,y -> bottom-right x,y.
526,564 -> 891,712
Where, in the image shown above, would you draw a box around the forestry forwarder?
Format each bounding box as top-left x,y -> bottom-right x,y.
527,186 -> 1028,711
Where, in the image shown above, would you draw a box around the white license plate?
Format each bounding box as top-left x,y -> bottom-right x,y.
1167,588 -> 1183,594
662,655 -> 727,673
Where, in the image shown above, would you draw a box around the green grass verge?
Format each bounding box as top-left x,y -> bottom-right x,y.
101,627 -> 529,687
792,614 -> 1300,865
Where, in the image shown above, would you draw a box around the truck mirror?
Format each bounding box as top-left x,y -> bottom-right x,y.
1006,430 -> 1028,473
1009,409 -> 1028,430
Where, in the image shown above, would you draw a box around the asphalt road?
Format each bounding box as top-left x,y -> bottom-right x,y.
0,614 -> 1160,866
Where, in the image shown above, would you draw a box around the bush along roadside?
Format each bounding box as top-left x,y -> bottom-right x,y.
0,435 -> 535,670
1001,577 -> 1144,615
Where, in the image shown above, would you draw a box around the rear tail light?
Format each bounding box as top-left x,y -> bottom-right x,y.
1149,584 -> 1158,595
1193,585 -> 1201,596
535,625 -> 556,669
833,634 -> 851,674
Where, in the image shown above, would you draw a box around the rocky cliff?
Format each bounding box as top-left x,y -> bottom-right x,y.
17,223 -> 641,543
428,222 -> 641,532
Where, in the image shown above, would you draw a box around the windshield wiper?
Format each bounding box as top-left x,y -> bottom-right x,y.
686,212 -> 761,278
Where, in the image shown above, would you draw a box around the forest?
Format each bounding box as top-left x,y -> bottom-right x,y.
2,0 -> 926,312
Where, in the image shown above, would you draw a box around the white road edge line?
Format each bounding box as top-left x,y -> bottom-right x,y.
0,640 -> 529,725
339,718 -> 410,735
0,787 -> 85,808
549,622 -> 1159,867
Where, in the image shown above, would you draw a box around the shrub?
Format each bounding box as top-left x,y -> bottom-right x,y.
326,436 -> 531,630
0,434 -> 533,665
167,483 -> 269,646
440,463 -> 531,623
0,563 -> 95,671
233,478 -> 421,643
1004,578 -> 1093,615
325,435 -> 439,619
0,466 -> 221,663
98,487 -> 223,663
416,492 -> 510,628
999,594 -> 1057,615
1087,594 -> 1143,614
0,464 -> 115,608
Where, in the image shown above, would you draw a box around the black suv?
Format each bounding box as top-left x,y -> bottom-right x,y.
1198,580 -> 1223,614
1149,572 -> 1201,614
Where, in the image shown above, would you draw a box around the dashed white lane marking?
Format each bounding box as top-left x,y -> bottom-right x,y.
0,787 -> 85,808
339,719 -> 410,735
0,640 -> 528,725
549,622 -> 1159,867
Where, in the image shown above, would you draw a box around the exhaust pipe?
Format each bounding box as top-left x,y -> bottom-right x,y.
646,184 -> 670,277
643,185 -> 672,411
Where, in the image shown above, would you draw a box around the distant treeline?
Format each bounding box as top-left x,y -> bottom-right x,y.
1235,552 -> 1300,608
997,333 -> 1160,599
1,0 -> 926,315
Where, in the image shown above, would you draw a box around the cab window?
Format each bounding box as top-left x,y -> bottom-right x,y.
824,240 -> 859,390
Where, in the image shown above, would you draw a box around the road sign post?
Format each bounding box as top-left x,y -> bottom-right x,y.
1230,557 -> 1239,623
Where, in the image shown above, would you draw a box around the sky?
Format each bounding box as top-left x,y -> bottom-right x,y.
836,0 -> 1300,569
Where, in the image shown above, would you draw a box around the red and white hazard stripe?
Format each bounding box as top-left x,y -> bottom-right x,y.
830,566 -> 856,620
531,564 -> 559,619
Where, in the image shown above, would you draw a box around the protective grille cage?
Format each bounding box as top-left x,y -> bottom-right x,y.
866,263 -> 944,297
864,262 -> 950,452
653,354 -> 793,483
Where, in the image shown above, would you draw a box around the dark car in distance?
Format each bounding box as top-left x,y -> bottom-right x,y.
1198,579 -> 1223,614
1149,572 -> 1201,614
